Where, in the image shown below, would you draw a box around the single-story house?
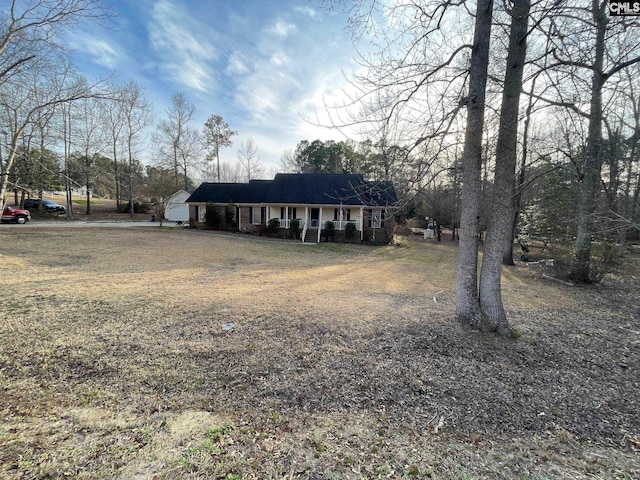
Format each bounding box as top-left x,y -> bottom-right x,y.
186,173 -> 397,243
164,190 -> 190,222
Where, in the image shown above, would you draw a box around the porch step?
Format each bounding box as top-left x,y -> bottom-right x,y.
303,228 -> 319,243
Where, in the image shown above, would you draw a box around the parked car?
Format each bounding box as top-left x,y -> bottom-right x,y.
1,205 -> 31,224
23,198 -> 66,213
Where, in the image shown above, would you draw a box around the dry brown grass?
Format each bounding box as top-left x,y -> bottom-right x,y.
0,226 -> 638,479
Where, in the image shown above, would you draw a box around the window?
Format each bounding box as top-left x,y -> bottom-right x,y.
371,209 -> 384,229
252,206 -> 263,224
280,207 -> 297,220
334,208 -> 351,221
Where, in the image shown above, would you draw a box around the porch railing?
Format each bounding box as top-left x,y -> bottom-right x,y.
271,218 -> 360,230
333,220 -> 360,230
274,218 -> 307,230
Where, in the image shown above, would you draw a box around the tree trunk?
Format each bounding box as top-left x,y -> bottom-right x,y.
479,0 -> 530,335
113,138 -> 120,209
507,73 -> 538,265
129,136 -> 135,218
568,2 -> 606,283
85,152 -> 91,215
455,0 -> 494,326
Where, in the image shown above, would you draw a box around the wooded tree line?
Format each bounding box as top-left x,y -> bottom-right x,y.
0,1 -> 245,217
327,0 -> 640,334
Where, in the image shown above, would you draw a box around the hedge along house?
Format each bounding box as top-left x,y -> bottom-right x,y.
186,173 -> 398,243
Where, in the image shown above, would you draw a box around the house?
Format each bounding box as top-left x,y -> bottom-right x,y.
186,173 -> 397,243
164,190 -> 190,222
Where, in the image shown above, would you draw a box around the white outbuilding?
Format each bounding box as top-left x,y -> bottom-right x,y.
164,190 -> 190,222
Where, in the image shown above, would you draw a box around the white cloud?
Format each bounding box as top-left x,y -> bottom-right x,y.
293,6 -> 317,19
267,19 -> 298,38
218,7 -> 362,163
226,51 -> 250,75
269,52 -> 289,67
84,38 -> 119,69
147,0 -> 218,92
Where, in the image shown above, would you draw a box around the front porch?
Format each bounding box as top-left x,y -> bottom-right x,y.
190,202 -> 391,244
266,205 -> 364,243
275,218 -> 362,232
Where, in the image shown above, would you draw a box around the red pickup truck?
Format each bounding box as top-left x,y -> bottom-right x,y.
1,205 -> 31,224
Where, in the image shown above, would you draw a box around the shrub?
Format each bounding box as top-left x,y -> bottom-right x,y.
530,239 -> 623,284
345,222 -> 357,239
289,218 -> 300,239
205,203 -> 221,229
118,200 -> 150,214
267,218 -> 280,234
589,241 -> 624,283
324,220 -> 335,239
225,202 -> 235,229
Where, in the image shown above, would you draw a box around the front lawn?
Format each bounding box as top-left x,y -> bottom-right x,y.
1,228 -> 638,479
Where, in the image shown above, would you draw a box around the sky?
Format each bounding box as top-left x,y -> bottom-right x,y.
65,0 -> 362,176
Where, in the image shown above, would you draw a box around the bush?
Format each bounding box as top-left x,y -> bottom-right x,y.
205,203 -> 221,229
289,218 -> 300,239
325,221 -> 335,238
267,218 -> 280,235
118,200 -> 150,214
527,239 -> 624,284
392,224 -> 412,246
225,202 -> 235,229
589,241 -> 624,283
345,222 -> 357,239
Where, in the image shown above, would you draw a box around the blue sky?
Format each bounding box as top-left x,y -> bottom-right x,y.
66,0 -> 360,173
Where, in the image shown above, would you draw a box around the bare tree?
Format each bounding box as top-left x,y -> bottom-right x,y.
202,114 -> 236,183
176,126 -> 201,190
237,137 -> 265,182
278,148 -> 297,173
101,83 -> 127,209
478,0 -> 531,334
529,1 -> 640,282
74,92 -> 109,214
153,93 -> 197,190
0,56 -> 104,211
455,0 -> 494,327
121,82 -> 154,216
0,0 -> 106,83
0,0 -> 108,211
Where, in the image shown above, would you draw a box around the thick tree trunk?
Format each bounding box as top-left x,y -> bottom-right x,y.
507,73 -> 538,266
568,2 -> 606,283
455,0 -> 494,326
479,0 -> 530,336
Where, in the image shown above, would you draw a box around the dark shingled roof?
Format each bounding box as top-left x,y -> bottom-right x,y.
186,174 -> 397,207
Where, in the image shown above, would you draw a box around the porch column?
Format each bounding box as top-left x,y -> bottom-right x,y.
305,206 -> 309,228
360,207 -> 364,241
319,207 -> 323,242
